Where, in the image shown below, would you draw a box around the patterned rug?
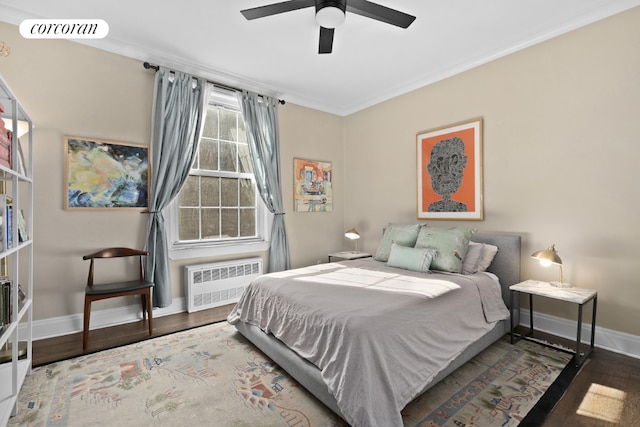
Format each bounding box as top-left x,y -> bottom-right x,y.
9,321 -> 575,426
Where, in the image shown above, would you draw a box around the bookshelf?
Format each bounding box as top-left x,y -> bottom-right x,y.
0,74 -> 33,427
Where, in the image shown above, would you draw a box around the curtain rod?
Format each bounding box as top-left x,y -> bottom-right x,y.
143,62 -> 285,105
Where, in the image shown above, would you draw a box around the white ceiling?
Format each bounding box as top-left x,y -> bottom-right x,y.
1,0 -> 639,115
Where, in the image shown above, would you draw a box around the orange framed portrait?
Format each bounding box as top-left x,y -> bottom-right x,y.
416,118 -> 483,220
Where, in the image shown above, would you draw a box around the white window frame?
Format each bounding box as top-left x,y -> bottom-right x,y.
166,85 -> 272,260
166,201 -> 272,260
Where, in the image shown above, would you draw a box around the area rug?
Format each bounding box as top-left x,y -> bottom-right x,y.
8,321 -> 575,427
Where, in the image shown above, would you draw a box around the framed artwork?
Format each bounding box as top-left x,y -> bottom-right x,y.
416,118 -> 483,220
293,158 -> 333,212
64,136 -> 149,209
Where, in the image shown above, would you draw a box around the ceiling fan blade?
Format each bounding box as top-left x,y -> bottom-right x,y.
241,0 -> 315,20
346,0 -> 416,28
318,27 -> 334,54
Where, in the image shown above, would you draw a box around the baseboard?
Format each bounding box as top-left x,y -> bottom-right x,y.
519,308 -> 640,360
22,297 -> 187,341
20,303 -> 640,360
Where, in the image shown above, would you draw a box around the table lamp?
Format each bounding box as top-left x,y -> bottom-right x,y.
531,244 -> 569,287
344,228 -> 360,253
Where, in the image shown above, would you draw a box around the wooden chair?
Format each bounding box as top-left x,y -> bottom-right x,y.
83,247 -> 154,351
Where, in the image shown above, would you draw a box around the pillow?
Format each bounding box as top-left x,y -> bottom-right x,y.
414,226 -> 475,273
374,223 -> 423,262
461,242 -> 484,274
476,243 -> 498,272
387,243 -> 437,273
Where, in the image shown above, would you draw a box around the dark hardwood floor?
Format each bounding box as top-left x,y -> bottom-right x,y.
32,305 -> 234,366
32,306 -> 640,426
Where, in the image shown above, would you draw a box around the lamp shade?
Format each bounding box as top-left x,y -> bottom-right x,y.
531,243 -> 567,286
345,227 -> 360,253
531,244 -> 562,266
344,228 -> 360,240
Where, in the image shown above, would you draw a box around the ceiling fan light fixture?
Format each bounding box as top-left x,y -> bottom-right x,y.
241,0 -> 416,54
315,0 -> 346,28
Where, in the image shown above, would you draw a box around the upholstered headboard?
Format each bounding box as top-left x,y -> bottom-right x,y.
471,233 -> 521,310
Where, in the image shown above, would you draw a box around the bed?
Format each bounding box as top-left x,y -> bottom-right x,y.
228,231 -> 521,427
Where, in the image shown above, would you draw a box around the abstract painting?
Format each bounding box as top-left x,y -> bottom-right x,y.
64,136 -> 149,209
294,158 -> 332,212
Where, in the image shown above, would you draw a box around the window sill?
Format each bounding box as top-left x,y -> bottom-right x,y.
168,239 -> 270,260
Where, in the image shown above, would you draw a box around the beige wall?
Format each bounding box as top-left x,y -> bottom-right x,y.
344,7 -> 640,336
0,27 -> 153,319
1,6 -> 639,339
279,103 -> 346,267
0,21 -> 345,322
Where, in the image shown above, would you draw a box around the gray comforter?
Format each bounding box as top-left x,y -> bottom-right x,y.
227,258 -> 509,427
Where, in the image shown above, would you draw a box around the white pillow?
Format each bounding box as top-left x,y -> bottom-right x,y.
461,242 -> 484,274
476,243 -> 499,272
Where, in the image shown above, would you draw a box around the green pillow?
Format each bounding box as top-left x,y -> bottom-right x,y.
374,223 -> 423,262
387,243 -> 437,273
415,227 -> 475,273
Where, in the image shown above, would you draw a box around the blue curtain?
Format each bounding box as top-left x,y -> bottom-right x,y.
145,68 -> 206,307
238,90 -> 290,272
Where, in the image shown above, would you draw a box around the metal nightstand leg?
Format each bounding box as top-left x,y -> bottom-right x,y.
510,290 -> 533,344
510,290 -> 515,343
574,295 -> 597,367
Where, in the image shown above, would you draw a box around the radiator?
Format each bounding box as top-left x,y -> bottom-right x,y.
184,257 -> 262,313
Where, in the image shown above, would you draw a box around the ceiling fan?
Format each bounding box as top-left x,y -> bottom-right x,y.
241,0 -> 416,54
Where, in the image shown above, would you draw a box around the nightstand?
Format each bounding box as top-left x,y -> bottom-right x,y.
327,251 -> 372,262
510,279 -> 597,367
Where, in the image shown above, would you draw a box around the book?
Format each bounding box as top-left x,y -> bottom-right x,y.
0,103 -> 11,169
0,128 -> 10,169
0,194 -> 5,252
6,203 -> 13,249
0,278 -> 10,325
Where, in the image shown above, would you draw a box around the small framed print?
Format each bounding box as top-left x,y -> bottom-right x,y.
293,158 -> 333,212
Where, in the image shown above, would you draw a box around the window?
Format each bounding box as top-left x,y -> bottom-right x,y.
167,88 -> 270,260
